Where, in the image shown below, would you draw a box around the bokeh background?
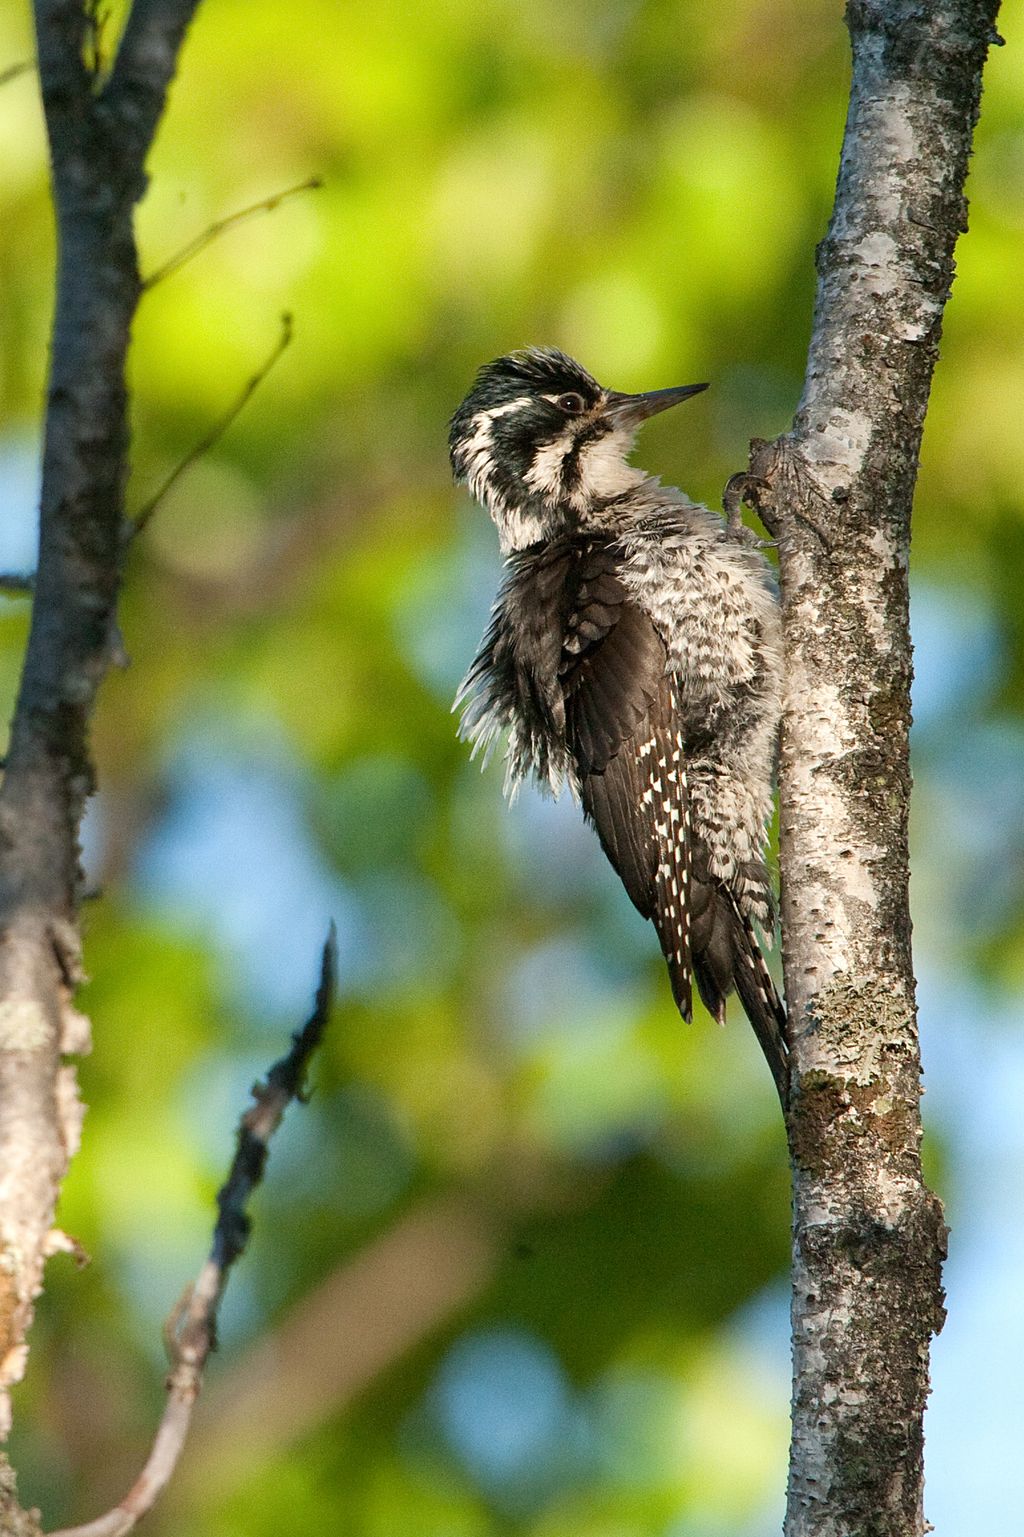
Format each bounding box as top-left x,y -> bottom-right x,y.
1,2 -> 1022,1533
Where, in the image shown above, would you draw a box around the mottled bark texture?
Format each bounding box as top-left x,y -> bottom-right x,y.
748,4 -> 1001,1534
0,0 -> 202,1453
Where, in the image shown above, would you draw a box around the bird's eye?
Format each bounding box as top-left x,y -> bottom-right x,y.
555,392 -> 586,414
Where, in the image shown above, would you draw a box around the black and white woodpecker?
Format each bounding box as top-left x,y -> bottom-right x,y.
449,347 -> 788,1103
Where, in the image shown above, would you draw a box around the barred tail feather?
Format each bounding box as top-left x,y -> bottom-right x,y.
729,903 -> 789,1107
682,844 -> 789,1106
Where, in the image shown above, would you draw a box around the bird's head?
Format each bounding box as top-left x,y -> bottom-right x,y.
449,347 -> 708,553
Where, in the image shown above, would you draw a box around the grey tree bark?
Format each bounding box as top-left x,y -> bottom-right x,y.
0,0 -> 201,1526
745,3 -> 1002,1533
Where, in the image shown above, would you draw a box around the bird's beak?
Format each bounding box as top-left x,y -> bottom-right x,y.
604,381 -> 709,430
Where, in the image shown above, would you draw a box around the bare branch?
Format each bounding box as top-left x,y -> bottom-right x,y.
142,177 -> 323,291
0,0 -> 204,1433
100,0 -> 204,178
130,312 -> 293,536
47,928 -> 337,1537
0,60 -> 35,88
179,1196 -> 501,1505
32,0 -> 91,130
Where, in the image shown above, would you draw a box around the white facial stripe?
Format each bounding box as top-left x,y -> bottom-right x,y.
461,399 -> 532,509
462,398 -> 531,470
572,428 -> 644,504
524,428 -> 575,497
457,390 -> 643,551
524,422 -> 646,509
478,398 -> 530,422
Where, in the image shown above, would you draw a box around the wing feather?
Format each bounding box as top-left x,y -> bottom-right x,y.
556,540 -> 788,1098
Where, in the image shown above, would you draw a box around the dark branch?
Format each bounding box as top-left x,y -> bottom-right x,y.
101,0 -> 204,177
130,312 -> 293,536
0,0 -> 205,1434
33,0 -> 91,129
47,928 -> 337,1537
142,177 -> 323,290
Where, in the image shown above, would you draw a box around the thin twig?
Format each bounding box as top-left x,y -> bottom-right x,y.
130,312 -> 293,536
47,926 -> 337,1537
0,59 -> 35,87
141,176 -> 322,291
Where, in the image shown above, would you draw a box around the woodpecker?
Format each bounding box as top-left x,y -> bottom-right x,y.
450,347 -> 788,1103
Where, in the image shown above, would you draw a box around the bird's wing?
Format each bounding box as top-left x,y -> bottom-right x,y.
558,544 -> 670,921
559,546 -> 667,773
549,542 -> 788,1099
558,545 -> 785,1069
457,547 -> 577,793
454,593 -> 518,764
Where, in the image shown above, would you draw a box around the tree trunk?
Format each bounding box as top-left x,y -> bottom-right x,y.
0,0 -> 202,1445
750,3 -> 1002,1532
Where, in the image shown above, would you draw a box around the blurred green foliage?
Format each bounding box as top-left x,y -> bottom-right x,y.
0,1 -> 1022,1533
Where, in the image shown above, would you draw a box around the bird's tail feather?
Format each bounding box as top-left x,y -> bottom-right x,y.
729,903 -> 789,1107
664,857 -> 789,1107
